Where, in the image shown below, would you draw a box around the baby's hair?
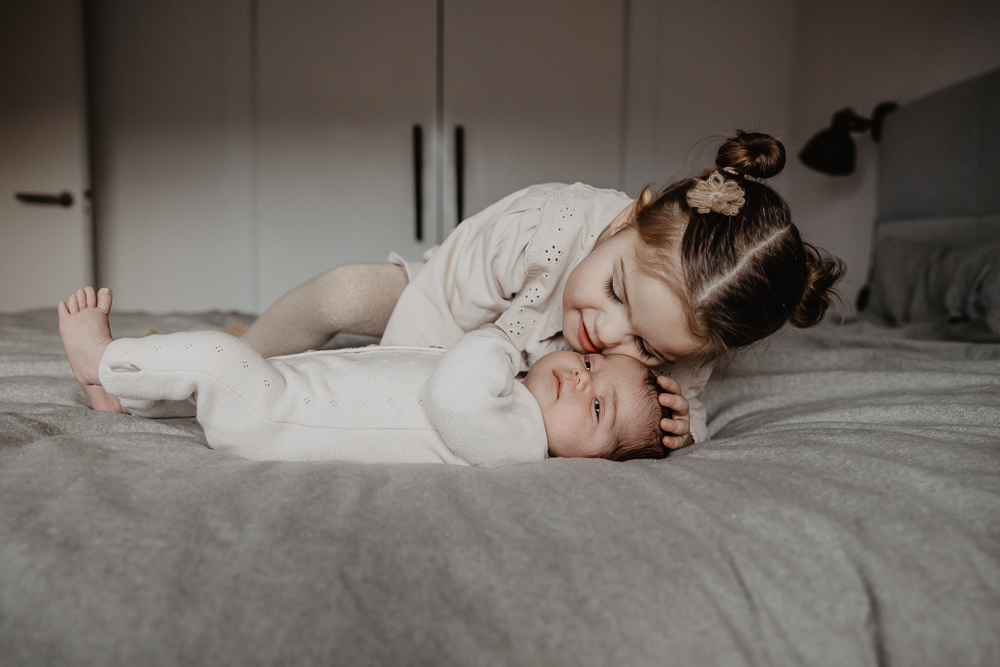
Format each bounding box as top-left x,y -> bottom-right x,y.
603,370 -> 672,462
630,130 -> 845,366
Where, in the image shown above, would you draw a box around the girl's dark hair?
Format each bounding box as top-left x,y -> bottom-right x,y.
631,130 -> 845,366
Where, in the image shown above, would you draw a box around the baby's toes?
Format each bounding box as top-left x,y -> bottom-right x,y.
95,287 -> 113,313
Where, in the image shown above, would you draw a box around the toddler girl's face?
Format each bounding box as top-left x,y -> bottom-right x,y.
522,350 -> 658,459
562,225 -> 701,367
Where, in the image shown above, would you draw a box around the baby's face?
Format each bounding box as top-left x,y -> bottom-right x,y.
522,350 -> 657,458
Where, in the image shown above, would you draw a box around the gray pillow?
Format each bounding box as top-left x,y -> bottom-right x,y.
866,239 -> 1000,336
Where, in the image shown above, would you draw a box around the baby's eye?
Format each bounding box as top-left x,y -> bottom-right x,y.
584,357 -> 592,372
593,398 -> 601,419
636,338 -> 654,360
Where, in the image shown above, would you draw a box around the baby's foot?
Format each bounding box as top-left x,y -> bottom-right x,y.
58,287 -> 126,413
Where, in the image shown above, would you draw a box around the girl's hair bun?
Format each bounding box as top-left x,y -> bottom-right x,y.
715,130 -> 786,180
789,243 -> 846,328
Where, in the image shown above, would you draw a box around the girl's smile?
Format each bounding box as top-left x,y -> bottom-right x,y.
576,317 -> 599,353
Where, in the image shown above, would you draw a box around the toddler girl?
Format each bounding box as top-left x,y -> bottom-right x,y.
242,131 -> 844,447
59,287 -> 670,466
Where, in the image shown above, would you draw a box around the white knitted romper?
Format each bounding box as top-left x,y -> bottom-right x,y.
98,329 -> 548,466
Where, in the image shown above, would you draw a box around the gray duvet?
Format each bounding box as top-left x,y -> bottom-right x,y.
1,308 -> 998,666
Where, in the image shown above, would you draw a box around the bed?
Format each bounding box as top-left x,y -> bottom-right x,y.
2,72 -> 999,666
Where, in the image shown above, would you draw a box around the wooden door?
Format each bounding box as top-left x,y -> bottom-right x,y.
255,0 -> 439,309
441,0 -> 625,226
0,0 -> 91,311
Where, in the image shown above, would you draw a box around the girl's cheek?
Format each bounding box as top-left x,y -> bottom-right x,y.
561,280 -> 576,307
562,264 -> 586,304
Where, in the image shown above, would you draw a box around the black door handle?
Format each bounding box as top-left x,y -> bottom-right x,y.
16,191 -> 74,207
454,125 -> 465,225
412,125 -> 424,242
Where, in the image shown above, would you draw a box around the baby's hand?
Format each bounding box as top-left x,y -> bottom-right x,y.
656,375 -> 693,450
477,323 -> 514,343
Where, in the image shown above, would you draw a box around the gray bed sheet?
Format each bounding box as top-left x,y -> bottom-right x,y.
1,308 -> 998,666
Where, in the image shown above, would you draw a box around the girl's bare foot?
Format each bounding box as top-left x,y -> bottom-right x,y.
58,287 -> 126,413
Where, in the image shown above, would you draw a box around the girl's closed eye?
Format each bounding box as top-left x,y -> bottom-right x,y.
604,277 -> 622,304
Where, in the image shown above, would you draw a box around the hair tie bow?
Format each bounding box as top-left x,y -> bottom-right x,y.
687,171 -> 745,216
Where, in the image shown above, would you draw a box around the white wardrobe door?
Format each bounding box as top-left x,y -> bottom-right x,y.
91,0 -> 255,313
441,0 -> 625,227
255,0 -> 438,310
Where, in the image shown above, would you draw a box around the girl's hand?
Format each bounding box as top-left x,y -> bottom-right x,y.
656,375 -> 693,450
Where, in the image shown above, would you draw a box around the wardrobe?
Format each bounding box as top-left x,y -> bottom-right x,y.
91,0 -> 627,311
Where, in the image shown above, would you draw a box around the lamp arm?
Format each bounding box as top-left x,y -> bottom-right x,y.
831,108 -> 870,134
869,102 -> 899,142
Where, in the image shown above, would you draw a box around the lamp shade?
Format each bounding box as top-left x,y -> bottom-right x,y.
799,108 -> 862,176
798,127 -> 857,175
799,104 -> 898,176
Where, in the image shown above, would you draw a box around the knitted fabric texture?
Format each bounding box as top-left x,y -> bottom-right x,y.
101,329 -> 547,467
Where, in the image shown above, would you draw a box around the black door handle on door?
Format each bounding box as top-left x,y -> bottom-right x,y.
454,125 -> 464,225
16,191 -> 74,207
412,125 -> 424,241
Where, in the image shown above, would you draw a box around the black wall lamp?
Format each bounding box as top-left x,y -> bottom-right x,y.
799,102 -> 898,175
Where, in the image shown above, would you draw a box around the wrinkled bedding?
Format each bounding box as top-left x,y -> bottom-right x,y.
1,308 -> 998,666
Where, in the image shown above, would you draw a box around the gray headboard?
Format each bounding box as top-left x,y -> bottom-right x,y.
879,67 -> 1000,221
860,68 -> 1000,315
874,68 -> 1000,245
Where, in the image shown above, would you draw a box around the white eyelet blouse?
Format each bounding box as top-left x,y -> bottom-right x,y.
383,183 -> 710,443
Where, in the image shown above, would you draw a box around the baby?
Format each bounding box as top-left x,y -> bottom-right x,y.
59,287 -> 677,467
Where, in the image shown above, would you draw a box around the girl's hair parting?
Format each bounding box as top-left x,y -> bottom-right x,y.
631,130 -> 845,366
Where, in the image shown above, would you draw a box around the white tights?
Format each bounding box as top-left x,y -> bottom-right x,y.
241,263 -> 408,358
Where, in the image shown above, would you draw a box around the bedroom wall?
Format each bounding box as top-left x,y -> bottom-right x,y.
784,0 -> 1000,307
622,0 -> 797,196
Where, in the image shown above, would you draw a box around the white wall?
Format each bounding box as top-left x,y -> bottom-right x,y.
785,0 -> 1000,307
624,0 -> 797,195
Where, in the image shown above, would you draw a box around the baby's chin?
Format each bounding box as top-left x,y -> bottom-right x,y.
520,369 -> 543,402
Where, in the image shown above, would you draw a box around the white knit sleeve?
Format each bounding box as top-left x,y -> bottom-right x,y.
421,328 -> 548,467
